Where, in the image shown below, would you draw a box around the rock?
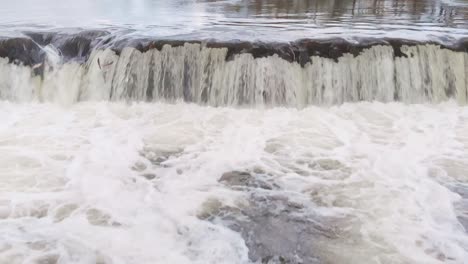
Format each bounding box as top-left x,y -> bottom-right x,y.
131,162 -> 147,172
0,33 -> 467,69
199,193 -> 338,263
197,198 -> 223,220
35,254 -> 59,264
448,183 -> 468,232
142,173 -> 156,180
458,215 -> 468,233
27,241 -> 48,250
451,184 -> 468,199
0,30 -> 109,67
0,37 -> 44,66
139,148 -> 180,167
116,37 -> 468,66
219,171 -> 252,186
219,171 -> 273,190
54,203 -> 79,222
86,208 -> 112,226
24,30 -> 110,62
314,159 -> 344,171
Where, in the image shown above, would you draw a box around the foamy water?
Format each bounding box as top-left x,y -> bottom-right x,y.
1,44 -> 467,106
0,101 -> 467,263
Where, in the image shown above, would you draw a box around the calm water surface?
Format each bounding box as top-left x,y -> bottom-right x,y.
0,0 -> 467,41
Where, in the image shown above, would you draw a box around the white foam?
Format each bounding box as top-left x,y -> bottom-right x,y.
0,101 -> 467,263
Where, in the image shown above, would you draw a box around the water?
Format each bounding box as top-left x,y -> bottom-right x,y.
1,0 -> 468,263
0,0 -> 467,41
0,43 -> 467,106
0,101 -> 468,263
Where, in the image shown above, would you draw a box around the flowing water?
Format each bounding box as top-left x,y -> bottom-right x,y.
0,0 -> 467,40
0,43 -> 467,106
1,0 -> 468,263
1,102 -> 468,264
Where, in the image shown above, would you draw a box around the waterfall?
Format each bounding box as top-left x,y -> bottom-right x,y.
0,42 -> 466,106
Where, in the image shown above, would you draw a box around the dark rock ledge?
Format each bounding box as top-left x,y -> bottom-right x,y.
0,30 -> 467,67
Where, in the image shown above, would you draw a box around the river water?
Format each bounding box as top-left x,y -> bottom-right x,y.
1,102 -> 468,263
0,1 -> 468,264
0,0 -> 467,41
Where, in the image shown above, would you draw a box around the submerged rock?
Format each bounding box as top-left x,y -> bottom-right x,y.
219,171 -> 273,190
1,32 -> 467,68
451,184 -> 468,232
139,148 -> 182,167
197,168 -> 360,263
219,171 -> 252,186
131,161 -> 147,172
141,173 -> 156,180
229,197 -> 325,264
34,254 -> 59,264
24,30 -> 110,62
313,159 -> 344,171
199,190 -> 341,263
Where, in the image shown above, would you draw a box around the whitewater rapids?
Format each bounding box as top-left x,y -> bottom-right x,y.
0,101 -> 467,263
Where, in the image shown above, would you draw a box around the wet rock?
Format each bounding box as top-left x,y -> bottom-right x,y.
253,166 -> 266,174
199,193 -> 340,263
139,148 -> 180,167
458,215 -> 468,233
54,203 -> 79,222
119,37 -> 468,66
86,208 -> 111,226
23,31 -> 56,46
232,198 -> 326,263
451,184 -> 468,199
219,171 -> 252,186
141,173 -> 156,180
264,140 -> 283,154
0,37 -> 44,66
448,183 -> 468,232
44,32 -> 468,66
197,198 -> 224,220
24,30 -> 110,62
10,202 -> 49,219
27,241 -> 49,250
313,159 -> 344,171
35,254 -> 59,264
1,32 -> 467,69
51,30 -> 109,61
219,171 -> 273,190
455,199 -> 468,232
0,30 -> 109,68
131,162 -> 147,172
213,169 -> 342,263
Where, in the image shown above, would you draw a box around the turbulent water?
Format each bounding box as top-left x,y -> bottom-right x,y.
0,36 -> 467,264
0,43 -> 467,106
1,0 -> 468,263
0,101 -> 468,264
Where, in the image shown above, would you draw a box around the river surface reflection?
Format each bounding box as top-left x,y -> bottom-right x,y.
0,0 -> 467,41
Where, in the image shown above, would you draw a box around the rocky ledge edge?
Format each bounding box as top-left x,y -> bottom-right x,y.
1,30 -> 467,67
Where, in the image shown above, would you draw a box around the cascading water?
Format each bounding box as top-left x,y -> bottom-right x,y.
1,0 -> 468,263
0,42 -> 467,106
